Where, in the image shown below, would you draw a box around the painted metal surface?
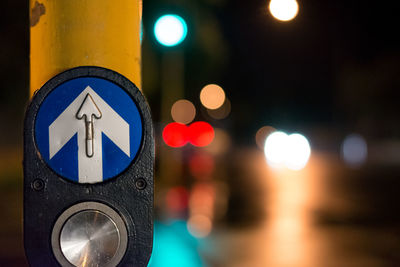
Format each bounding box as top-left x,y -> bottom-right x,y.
30,0 -> 142,96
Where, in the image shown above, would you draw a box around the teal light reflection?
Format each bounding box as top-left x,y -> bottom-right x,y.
148,221 -> 204,267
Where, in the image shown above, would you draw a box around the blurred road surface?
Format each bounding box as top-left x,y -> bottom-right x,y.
1,148 -> 400,267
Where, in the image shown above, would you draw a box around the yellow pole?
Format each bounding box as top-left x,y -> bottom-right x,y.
30,0 -> 142,96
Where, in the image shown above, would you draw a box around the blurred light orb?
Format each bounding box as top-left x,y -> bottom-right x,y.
341,134 -> 368,167
171,99 -> 196,124
187,215 -> 212,238
154,14 -> 187,47
269,0 -> 299,22
189,152 -> 215,180
255,126 -> 276,149
286,133 -> 311,170
189,183 -> 216,216
189,121 -> 215,147
206,98 -> 231,120
162,121 -> 215,148
264,131 -> 311,170
200,84 -> 226,110
264,131 -> 289,167
204,128 -> 231,155
166,186 -> 190,215
162,122 -> 188,147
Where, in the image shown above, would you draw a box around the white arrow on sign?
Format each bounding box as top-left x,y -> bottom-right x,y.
49,86 -> 130,183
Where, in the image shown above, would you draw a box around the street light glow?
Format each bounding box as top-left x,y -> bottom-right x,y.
286,133 -> 311,170
154,14 -> 188,47
269,0 -> 299,22
264,131 -> 289,167
264,131 -> 311,170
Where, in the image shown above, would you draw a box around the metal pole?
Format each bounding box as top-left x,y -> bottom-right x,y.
30,0 -> 142,96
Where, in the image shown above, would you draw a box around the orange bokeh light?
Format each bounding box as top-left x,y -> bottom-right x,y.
200,84 -> 226,110
171,99 -> 196,124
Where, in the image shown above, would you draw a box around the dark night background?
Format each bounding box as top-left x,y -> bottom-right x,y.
1,1 -> 400,145
142,0 -> 400,146
2,0 -> 400,266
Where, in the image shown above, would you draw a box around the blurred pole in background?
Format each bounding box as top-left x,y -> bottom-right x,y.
154,14 -> 188,187
30,0 -> 142,96
159,51 -> 185,185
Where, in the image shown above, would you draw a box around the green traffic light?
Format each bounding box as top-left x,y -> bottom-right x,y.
154,14 -> 187,47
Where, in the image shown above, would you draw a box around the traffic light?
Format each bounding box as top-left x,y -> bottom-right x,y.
162,121 -> 215,147
154,14 -> 188,47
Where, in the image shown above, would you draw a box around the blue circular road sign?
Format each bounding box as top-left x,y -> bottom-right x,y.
35,76 -> 143,184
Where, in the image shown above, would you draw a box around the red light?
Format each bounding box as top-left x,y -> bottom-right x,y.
189,152 -> 215,179
188,122 -> 215,147
163,121 -> 215,148
162,122 -> 188,147
166,186 -> 189,214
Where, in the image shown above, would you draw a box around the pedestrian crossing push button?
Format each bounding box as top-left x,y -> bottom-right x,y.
51,202 -> 128,267
24,67 -> 154,266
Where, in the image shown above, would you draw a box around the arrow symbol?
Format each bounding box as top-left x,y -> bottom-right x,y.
48,86 -> 130,183
76,94 -> 102,158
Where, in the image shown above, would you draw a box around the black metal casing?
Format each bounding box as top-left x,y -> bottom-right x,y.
24,67 -> 154,266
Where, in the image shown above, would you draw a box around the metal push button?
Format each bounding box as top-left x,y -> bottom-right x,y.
52,202 -> 128,267
60,210 -> 119,266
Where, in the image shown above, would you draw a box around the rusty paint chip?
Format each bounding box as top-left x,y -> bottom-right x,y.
30,1 -> 46,27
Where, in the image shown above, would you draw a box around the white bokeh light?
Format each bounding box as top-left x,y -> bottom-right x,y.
269,0 -> 299,22
264,131 -> 289,167
264,131 -> 311,170
154,15 -> 187,47
286,133 -> 311,170
341,134 -> 368,168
